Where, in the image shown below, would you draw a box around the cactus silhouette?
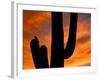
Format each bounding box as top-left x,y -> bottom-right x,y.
30,12 -> 78,68
64,13 -> 78,59
50,12 -> 78,68
30,36 -> 49,68
50,12 -> 64,67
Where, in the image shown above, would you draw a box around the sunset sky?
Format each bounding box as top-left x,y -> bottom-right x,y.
23,10 -> 91,69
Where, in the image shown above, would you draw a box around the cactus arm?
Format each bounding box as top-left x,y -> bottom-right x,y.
40,45 -> 49,68
30,36 -> 40,68
64,13 -> 78,59
30,36 -> 49,68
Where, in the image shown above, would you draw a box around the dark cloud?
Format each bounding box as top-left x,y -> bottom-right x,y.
77,35 -> 90,44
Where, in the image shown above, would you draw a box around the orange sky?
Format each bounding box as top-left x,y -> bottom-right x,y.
23,10 -> 91,69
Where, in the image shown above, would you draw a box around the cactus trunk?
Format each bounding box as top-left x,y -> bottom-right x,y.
50,12 -> 64,67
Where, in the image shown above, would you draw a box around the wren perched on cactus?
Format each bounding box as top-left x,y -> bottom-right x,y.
30,12 -> 78,68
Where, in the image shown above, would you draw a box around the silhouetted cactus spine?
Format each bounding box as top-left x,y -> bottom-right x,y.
64,13 -> 78,59
50,12 -> 64,67
50,12 -> 78,68
30,36 -> 49,68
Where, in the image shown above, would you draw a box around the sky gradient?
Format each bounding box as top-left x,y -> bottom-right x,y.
23,10 -> 91,69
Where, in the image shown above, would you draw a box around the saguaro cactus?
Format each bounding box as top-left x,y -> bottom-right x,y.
50,12 -> 78,68
30,12 -> 78,68
30,36 -> 49,68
